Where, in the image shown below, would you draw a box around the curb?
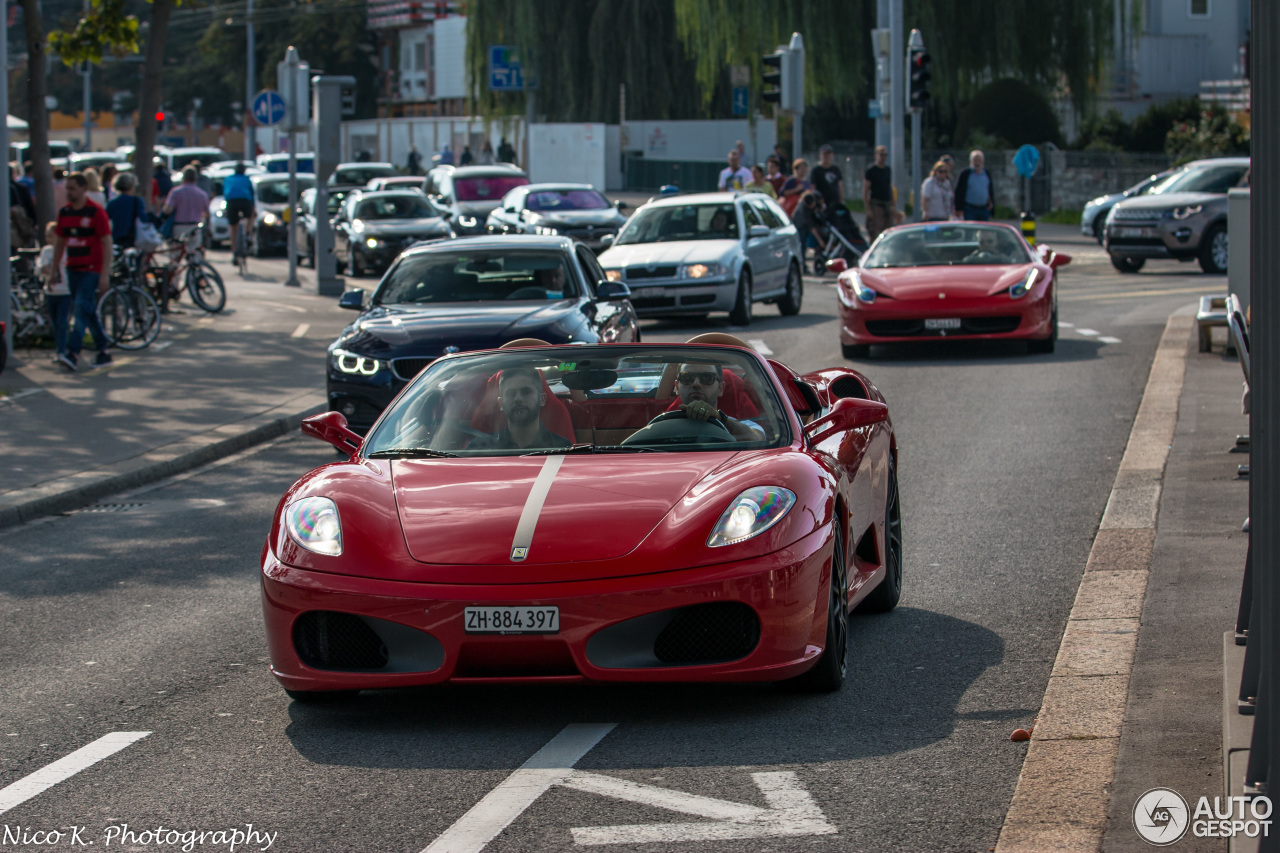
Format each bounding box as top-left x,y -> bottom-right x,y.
996,312 -> 1193,852
0,394 -> 327,531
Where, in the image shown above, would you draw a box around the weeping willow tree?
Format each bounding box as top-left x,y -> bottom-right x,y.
467,0 -> 1114,133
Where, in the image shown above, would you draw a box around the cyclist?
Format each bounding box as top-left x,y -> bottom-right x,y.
222,163 -> 256,259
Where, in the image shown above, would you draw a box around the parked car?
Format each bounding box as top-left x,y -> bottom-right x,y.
1104,157 -> 1250,274
485,183 -> 628,252
324,235 -> 639,432
597,191 -> 803,326
293,187 -> 353,268
331,190 -> 455,277
252,173 -> 316,256
12,140 -> 73,169
256,152 -> 315,174
164,146 -> 232,171
67,151 -> 128,174
327,162 -> 399,192
366,176 -> 426,192
1080,170 -> 1173,244
424,164 -> 530,236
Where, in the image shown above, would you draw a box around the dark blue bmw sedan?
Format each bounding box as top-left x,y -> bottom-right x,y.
326,235 -> 640,432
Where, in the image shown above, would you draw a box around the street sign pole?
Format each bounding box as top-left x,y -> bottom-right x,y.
889,0 -> 905,220
311,75 -> 354,297
907,29 -> 923,221
789,33 -> 804,163
278,46 -> 307,288
0,3 -> 10,360
245,0 -> 256,160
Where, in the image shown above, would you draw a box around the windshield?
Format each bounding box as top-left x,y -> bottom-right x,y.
527,189 -> 610,212
355,195 -> 438,220
332,165 -> 397,186
455,175 -> 529,202
362,346 -> 791,457
862,224 -> 1032,267
1149,163 -> 1248,195
375,251 -> 579,305
255,177 -> 315,205
616,203 -> 739,245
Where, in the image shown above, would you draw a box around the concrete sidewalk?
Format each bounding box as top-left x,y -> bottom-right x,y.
0,257 -> 353,528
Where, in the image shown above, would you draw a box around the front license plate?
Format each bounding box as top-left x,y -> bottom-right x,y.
924,318 -> 962,330
1115,226 -> 1156,238
631,287 -> 663,299
464,606 -> 560,634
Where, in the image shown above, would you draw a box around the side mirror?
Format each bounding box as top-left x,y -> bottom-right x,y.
596,280 -> 632,302
338,289 -> 364,311
1049,251 -> 1072,268
804,397 -> 889,443
599,234 -> 615,248
301,411 -> 363,455
747,224 -> 771,239
614,199 -> 628,211
826,257 -> 849,274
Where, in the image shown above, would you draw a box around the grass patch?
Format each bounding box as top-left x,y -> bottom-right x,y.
1038,208 -> 1084,225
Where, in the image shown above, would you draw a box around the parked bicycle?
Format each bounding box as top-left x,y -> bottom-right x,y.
8,248 -> 51,346
97,246 -> 161,350
143,224 -> 226,313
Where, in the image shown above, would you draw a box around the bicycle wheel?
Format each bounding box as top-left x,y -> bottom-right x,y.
187,262 -> 227,313
98,288 -> 138,349
118,287 -> 160,349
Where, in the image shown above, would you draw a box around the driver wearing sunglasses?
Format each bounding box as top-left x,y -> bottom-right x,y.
676,363 -> 765,441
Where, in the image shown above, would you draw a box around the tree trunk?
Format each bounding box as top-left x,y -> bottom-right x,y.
21,0 -> 54,232
134,0 -> 175,214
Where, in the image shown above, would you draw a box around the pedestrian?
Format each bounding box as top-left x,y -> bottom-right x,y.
744,164 -> 777,198
37,222 -> 73,370
954,149 -> 995,221
101,164 -> 118,204
773,144 -> 791,175
717,148 -> 752,191
779,158 -> 813,218
791,190 -> 827,271
810,144 -> 845,210
478,140 -> 495,165
355,149 -> 372,163
920,159 -> 954,222
153,161 -> 173,199
765,157 -> 786,195
161,166 -> 210,242
407,145 -> 422,176
52,168 -> 68,213
188,161 -> 213,198
862,145 -> 894,241
18,161 -> 34,195
84,168 -> 106,208
10,165 -> 36,248
735,140 -> 746,163
460,146 -> 473,166
439,144 -> 454,166
498,138 -> 516,164
51,171 -> 113,369
106,171 -> 145,249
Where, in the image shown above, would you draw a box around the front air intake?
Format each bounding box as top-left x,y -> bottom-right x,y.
294,611 -> 389,671
653,602 -> 761,665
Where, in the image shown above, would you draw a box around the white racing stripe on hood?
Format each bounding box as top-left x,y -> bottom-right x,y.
509,455 -> 566,561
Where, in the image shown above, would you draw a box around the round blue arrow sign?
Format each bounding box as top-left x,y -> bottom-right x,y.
1014,144 -> 1041,178
252,90 -> 287,127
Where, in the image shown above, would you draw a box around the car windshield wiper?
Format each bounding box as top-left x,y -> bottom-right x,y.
521,444 -> 596,456
366,447 -> 458,458
521,444 -> 662,456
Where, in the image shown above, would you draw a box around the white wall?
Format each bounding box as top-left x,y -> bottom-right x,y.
434,16 -> 468,100
620,119 -> 776,166
528,123 -> 606,188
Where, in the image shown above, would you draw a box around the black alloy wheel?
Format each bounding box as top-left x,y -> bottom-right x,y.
729,269 -> 753,326
778,262 -> 803,316
858,462 -> 902,613
791,522 -> 848,692
1200,224 -> 1229,275
1110,254 -> 1145,274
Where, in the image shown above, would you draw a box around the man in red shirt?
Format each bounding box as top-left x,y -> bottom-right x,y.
52,172 -> 113,369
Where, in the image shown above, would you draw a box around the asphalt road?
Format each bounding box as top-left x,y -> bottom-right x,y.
0,243 -> 1223,852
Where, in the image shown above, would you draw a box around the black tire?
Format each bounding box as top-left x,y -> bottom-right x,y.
347,247 -> 361,278
792,523 -> 848,692
1199,224 -> 1228,275
859,462 -> 902,613
778,263 -> 803,316
1109,254 -> 1145,274
729,269 -> 753,326
99,287 -> 160,350
305,238 -> 315,268
1093,216 -> 1106,245
188,263 -> 227,313
842,341 -> 870,359
284,689 -> 359,704
1027,308 -> 1057,354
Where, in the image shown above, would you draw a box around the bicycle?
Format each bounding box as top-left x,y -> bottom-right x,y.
8,249 -> 51,346
230,205 -> 255,276
97,246 -> 161,350
144,224 -> 227,314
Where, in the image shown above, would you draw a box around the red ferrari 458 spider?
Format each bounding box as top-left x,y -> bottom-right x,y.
261,335 -> 900,700
833,221 -> 1071,358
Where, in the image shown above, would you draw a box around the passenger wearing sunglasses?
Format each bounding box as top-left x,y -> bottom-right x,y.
675,363 -> 765,441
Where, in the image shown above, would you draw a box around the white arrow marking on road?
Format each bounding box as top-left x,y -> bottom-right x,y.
747,339 -> 773,356
0,731 -> 150,815
566,770 -> 837,845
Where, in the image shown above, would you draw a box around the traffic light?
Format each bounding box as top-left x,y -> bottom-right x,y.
908,46 -> 931,110
761,50 -> 790,111
155,111 -> 166,128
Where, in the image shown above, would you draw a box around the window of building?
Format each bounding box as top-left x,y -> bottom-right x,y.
1189,0 -> 1210,17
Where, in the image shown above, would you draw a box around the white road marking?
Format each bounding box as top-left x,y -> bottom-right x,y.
260,300 -> 308,314
1099,336 -> 1122,344
1059,321 -> 1075,328
0,388 -> 44,405
1075,328 -> 1100,336
0,732 -> 150,814
422,723 -> 616,853
567,771 -> 837,845
290,323 -> 310,338
152,340 -> 173,351
747,339 -> 773,356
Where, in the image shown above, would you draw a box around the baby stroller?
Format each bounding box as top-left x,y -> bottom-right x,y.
812,205 -> 868,276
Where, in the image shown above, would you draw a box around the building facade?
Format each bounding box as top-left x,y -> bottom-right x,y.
367,1 -> 468,117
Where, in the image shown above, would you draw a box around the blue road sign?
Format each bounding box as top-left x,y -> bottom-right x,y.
252,90 -> 287,127
867,99 -> 882,119
732,87 -> 748,116
489,45 -> 525,92
1014,144 -> 1041,177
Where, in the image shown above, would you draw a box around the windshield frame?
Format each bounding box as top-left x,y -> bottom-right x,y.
1148,162 -> 1249,196
354,193 -> 440,221
860,223 -> 1034,268
371,248 -> 585,307
614,202 -> 742,246
526,188 -> 612,213
360,345 -> 795,457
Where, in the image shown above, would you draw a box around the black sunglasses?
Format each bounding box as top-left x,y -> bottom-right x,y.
677,371 -> 719,386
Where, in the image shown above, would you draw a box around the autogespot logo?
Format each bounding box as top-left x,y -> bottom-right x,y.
1133,788 -> 1189,846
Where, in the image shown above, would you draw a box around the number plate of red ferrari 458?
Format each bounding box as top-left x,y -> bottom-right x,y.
464,606 -> 560,634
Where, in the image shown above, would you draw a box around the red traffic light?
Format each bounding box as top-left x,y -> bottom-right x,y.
155,111 -> 165,123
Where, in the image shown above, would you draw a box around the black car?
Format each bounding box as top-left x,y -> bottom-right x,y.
327,235 -> 639,432
293,187 -> 350,268
252,173 -> 315,256
332,190 -> 454,277
485,183 -> 628,252
424,164 -> 530,236
327,162 -> 399,192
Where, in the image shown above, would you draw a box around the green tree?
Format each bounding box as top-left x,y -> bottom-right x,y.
1165,104 -> 1249,163
954,79 -> 1062,148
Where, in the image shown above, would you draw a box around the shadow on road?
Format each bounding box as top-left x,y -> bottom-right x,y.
847,336 -> 1107,365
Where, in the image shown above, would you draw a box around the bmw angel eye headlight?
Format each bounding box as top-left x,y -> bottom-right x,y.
1172,204 -> 1203,220
707,486 -> 797,547
333,348 -> 384,376
458,215 -> 477,228
285,496 -> 343,556
1010,268 -> 1038,299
